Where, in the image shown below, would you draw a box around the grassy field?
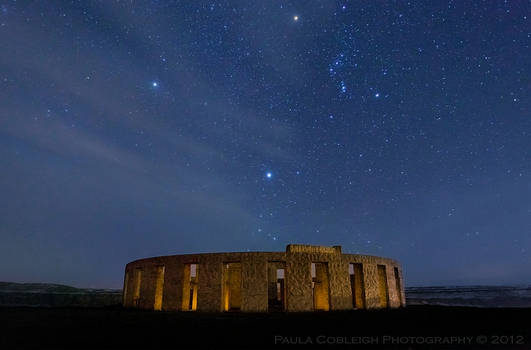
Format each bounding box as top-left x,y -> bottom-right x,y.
1,305 -> 530,349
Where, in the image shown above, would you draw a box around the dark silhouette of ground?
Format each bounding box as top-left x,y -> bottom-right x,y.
1,305 -> 530,349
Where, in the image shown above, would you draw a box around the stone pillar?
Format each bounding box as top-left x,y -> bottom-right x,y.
286,258 -> 312,311
363,264 -> 380,309
197,255 -> 222,312
161,260 -> 182,311
241,254 -> 268,312
329,258 -> 353,310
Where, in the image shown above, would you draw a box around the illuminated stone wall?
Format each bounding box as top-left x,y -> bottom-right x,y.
123,245 -> 405,312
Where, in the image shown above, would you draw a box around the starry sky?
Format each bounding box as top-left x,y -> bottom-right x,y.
0,1 -> 529,288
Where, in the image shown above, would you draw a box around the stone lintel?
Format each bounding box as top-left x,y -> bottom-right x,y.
286,244 -> 342,254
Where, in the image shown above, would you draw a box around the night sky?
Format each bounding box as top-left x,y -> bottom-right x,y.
1,1 -> 529,288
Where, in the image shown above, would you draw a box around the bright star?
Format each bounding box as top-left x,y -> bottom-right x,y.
340,82 -> 347,93
375,93 -> 380,98
293,15 -> 299,21
152,82 -> 158,87
266,172 -> 272,179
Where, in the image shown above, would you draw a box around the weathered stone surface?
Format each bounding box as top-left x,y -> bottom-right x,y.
123,245 -> 405,312
162,261 -> 181,311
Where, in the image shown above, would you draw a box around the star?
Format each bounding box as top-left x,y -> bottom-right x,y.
152,81 -> 158,87
293,15 -> 299,21
375,92 -> 380,98
340,81 -> 347,93
266,172 -> 272,179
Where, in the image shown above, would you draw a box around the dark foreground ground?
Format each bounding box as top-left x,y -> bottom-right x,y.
1,305 -> 530,350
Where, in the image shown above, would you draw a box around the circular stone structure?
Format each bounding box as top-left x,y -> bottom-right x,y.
122,244 -> 405,312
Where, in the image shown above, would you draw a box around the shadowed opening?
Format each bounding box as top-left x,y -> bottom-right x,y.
394,267 -> 403,306
153,265 -> 165,311
223,262 -> 241,311
377,265 -> 389,308
133,268 -> 142,307
349,263 -> 365,309
182,263 -> 198,311
311,262 -> 330,311
268,263 -> 286,311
